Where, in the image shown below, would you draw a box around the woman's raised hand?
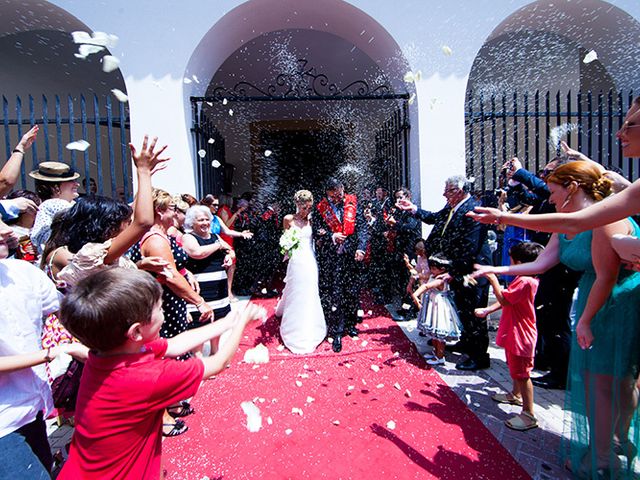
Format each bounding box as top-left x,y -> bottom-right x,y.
467,206 -> 502,225
472,263 -> 496,279
129,135 -> 170,174
17,125 -> 39,152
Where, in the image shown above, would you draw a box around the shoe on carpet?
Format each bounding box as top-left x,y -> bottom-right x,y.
167,400 -> 195,419
505,412 -> 538,431
456,356 -> 490,371
491,392 -> 523,406
426,356 -> 445,366
163,419 -> 188,437
332,336 -> 342,353
445,341 -> 468,354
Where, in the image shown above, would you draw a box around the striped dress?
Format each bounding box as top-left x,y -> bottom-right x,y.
185,233 -> 231,323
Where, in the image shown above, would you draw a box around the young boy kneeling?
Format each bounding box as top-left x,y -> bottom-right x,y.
475,241 -> 544,431
57,268 -> 263,479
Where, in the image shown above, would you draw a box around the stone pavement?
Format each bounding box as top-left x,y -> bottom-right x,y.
46,299 -> 575,479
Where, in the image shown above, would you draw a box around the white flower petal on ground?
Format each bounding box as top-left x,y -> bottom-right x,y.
405,389 -> 412,398
401,303 -> 411,310
267,417 -> 273,425
377,353 -> 382,359
222,98 -> 228,105
367,310 -> 373,316
347,385 -> 355,390
306,396 -> 315,403
394,383 -> 401,390
583,50 -> 598,64
243,344 -> 270,364
386,420 -> 396,430
291,408 -> 303,416
228,109 -> 234,116
285,429 -> 293,435
393,352 -> 400,357
276,345 -> 285,352
298,373 -> 309,379
101,55 -> 120,73
361,340 -> 368,347
344,363 -> 352,369
197,149 -> 206,158
65,140 -> 90,152
261,288 -> 268,294
357,309 -> 364,317
370,365 -> 380,372
258,398 -> 266,403
265,149 -> 272,157
111,89 -> 128,103
206,101 -> 213,106
240,401 -> 262,432
295,380 -> 302,387
376,384 -> 384,389
442,45 -> 453,56
332,420 -> 340,426
211,160 -> 221,168
304,364 -> 309,369
208,138 -> 215,144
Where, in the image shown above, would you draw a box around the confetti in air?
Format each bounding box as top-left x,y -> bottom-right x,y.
197,149 -> 206,158
243,344 -> 269,364
101,55 -> 120,73
208,138 -> 215,144
583,50 -> 598,64
442,45 -> 453,56
65,140 -> 90,152
240,401 -> 262,432
71,31 -> 118,59
357,309 -> 364,317
110,89 -> 128,103
403,70 -> 422,84
228,109 -> 234,116
222,98 -> 228,105
192,75 -> 199,83
408,93 -> 416,105
183,78 -> 192,84
211,160 -> 221,168
264,150 -> 272,157
549,123 -> 578,151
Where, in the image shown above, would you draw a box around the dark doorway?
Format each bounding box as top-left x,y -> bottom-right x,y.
252,126 -> 346,207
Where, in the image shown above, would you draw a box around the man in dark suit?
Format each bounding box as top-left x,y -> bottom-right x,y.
398,175 -> 492,370
313,177 -> 369,353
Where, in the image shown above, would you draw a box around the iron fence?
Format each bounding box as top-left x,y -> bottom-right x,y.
465,89 -> 636,191
1,93 -> 131,200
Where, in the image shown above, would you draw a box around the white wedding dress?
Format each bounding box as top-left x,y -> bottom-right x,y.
275,223 -> 327,353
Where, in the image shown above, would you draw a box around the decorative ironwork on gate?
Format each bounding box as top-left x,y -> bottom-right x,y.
465,89 -> 637,192
208,59 -> 399,102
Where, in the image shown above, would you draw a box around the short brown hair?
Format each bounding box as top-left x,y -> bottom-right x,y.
60,268 -> 162,352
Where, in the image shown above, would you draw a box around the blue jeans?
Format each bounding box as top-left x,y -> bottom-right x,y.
0,413 -> 51,479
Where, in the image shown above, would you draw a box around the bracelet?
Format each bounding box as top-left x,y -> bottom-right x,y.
195,300 -> 204,309
12,148 -> 24,155
44,347 -> 53,363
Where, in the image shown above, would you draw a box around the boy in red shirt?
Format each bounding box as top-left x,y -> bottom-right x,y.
475,241 -> 544,431
57,268 -> 264,479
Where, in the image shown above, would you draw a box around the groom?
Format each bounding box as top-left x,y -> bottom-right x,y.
314,177 -> 368,353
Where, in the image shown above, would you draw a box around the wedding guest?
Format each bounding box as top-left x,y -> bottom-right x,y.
57,268 -> 264,480
30,162 -> 80,254
5,190 -> 40,262
476,241 -> 544,431
0,125 -> 39,197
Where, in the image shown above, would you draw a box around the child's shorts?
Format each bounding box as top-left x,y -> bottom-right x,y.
506,351 -> 534,380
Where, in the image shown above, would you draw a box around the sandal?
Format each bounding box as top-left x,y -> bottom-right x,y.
167,401 -> 195,419
491,392 -> 523,406
505,412 -> 538,431
566,452 -> 622,479
162,419 -> 188,437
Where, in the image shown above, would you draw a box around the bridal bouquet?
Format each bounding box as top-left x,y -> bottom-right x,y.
280,228 -> 300,259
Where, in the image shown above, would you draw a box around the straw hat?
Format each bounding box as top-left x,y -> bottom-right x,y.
28,161 -> 80,182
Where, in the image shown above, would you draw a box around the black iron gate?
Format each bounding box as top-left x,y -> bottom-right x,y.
465,89 -> 636,192
191,59 -> 410,199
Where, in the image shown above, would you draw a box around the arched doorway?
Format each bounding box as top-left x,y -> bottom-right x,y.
183,0 -> 416,204
0,0 -> 131,198
465,0 -> 640,190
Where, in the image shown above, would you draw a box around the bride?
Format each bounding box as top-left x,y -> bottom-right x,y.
275,190 -> 327,353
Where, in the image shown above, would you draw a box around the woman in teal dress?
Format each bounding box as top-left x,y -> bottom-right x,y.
474,161 -> 640,478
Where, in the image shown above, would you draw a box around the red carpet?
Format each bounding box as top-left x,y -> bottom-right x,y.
163,299 -> 530,480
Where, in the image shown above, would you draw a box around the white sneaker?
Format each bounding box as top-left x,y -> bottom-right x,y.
423,353 -> 436,360
427,357 -> 445,366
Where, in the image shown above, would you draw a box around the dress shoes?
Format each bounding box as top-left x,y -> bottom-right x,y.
332,336 -> 342,353
456,355 -> 490,371
445,342 -> 469,354
346,326 -> 359,337
532,373 -> 566,390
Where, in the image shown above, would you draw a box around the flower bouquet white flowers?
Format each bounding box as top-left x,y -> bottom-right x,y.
280,228 -> 300,259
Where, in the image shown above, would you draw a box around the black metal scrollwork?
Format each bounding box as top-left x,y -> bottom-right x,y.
210,59 -> 396,101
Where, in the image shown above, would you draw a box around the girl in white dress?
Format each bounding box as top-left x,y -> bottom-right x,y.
275,190 -> 327,353
411,253 -> 462,366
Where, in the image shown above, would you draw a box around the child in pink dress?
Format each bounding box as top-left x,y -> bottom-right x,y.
475,241 -> 544,431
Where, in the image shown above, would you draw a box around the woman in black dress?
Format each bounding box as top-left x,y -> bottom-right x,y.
182,205 -> 234,353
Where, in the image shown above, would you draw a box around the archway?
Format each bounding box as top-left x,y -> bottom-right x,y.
465,0 -> 640,189
183,0 -> 417,203
0,0 -> 131,198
